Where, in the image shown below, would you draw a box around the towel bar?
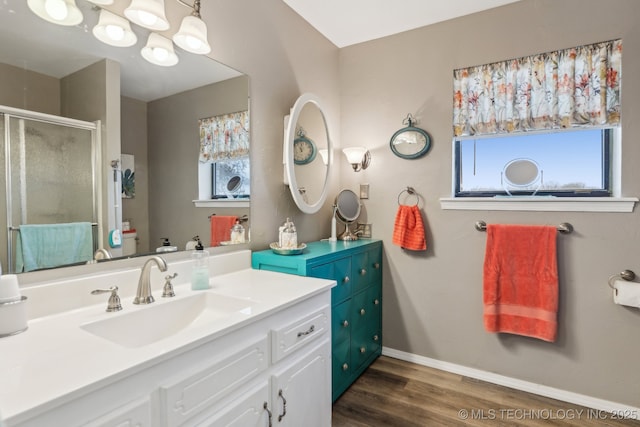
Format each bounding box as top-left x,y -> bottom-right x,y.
474,220 -> 573,234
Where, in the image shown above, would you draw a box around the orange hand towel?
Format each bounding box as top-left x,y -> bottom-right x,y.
483,224 -> 558,342
392,205 -> 426,251
210,216 -> 237,247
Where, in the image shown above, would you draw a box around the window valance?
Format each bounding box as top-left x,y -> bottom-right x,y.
453,39 -> 622,137
199,110 -> 250,162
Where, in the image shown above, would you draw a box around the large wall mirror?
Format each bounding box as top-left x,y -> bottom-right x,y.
285,93 -> 332,214
0,0 -> 249,274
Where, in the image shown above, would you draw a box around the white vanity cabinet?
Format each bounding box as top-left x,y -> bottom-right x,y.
8,289 -> 332,427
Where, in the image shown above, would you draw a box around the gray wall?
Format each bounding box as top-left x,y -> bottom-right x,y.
121,96 -> 150,253
338,0 -> 640,406
147,75 -> 250,250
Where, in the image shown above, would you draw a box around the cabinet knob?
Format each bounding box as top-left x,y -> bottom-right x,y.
343,276 -> 350,284
360,308 -> 366,316
373,334 -> 379,342
360,268 -> 367,276
373,262 -> 380,269
342,320 -> 349,328
342,363 -> 349,371
373,299 -> 380,305
360,347 -> 366,354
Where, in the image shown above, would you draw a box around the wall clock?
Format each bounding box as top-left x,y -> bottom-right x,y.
293,127 -> 317,165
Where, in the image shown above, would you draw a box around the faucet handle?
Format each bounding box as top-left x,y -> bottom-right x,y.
91,286 -> 122,312
162,273 -> 178,298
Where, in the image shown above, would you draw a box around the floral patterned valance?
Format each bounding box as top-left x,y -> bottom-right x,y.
453,39 -> 622,137
199,110 -> 250,163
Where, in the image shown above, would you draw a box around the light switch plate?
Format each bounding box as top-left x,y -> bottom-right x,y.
359,184 -> 369,199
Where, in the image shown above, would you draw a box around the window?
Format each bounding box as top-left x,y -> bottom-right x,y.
454,128 -> 612,197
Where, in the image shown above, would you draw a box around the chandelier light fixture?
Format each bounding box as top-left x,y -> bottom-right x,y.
173,0 -> 210,54
27,0 -> 84,26
92,9 -> 137,47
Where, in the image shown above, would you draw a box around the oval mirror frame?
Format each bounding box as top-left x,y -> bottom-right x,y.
390,126 -> 431,159
285,93 -> 333,214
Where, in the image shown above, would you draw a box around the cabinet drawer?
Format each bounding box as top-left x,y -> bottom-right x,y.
85,396 -> 151,427
369,246 -> 383,285
310,257 -> 352,305
351,329 -> 381,371
332,338 -> 351,401
272,305 -> 330,362
351,251 -> 370,293
159,336 -> 269,427
332,299 -> 351,344
192,380 -> 270,427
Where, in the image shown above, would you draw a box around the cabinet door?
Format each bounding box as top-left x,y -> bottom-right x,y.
310,257 -> 352,305
368,245 -> 383,285
192,381 -> 270,427
271,339 -> 331,427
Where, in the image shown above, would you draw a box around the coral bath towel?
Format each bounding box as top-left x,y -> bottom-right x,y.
210,216 -> 237,247
483,224 -> 558,342
392,204 -> 426,251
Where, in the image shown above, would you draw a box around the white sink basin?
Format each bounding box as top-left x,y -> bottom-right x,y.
80,292 -> 256,348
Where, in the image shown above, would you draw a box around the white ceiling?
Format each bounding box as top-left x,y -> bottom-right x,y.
282,0 -> 522,48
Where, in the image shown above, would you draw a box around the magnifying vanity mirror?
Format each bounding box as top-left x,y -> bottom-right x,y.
335,189 -> 361,240
285,93 -> 332,214
0,0 -> 250,274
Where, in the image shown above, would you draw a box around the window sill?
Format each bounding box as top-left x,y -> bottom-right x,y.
193,199 -> 250,208
439,197 -> 638,212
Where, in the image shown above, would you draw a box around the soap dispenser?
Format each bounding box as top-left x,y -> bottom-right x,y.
156,237 -> 178,253
280,217 -> 298,249
191,237 -> 210,290
230,221 -> 245,244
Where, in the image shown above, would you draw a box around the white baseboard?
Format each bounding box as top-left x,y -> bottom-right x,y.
382,347 -> 640,420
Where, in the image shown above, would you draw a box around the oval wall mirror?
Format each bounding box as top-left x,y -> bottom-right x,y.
285,93 -> 332,214
335,189 -> 361,240
390,126 -> 431,159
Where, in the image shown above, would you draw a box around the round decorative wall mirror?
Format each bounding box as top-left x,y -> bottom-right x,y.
335,189 -> 361,240
389,114 -> 431,159
285,93 -> 332,214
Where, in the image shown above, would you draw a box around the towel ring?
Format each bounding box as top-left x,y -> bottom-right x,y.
397,187 -> 419,206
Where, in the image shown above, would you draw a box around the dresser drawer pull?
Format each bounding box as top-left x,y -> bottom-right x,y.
360,268 -> 367,276
263,402 -> 273,427
342,320 -> 349,328
360,308 -> 366,316
342,363 -> 349,371
373,335 -> 379,342
373,299 -> 380,305
278,389 -> 287,422
360,347 -> 366,354
297,325 -> 315,337
373,262 -> 380,269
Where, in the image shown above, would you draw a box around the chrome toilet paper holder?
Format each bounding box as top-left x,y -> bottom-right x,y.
608,270 -> 636,295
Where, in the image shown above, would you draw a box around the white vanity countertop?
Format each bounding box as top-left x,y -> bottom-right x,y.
0,266 -> 334,424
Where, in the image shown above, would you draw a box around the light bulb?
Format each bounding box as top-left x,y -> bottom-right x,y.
185,35 -> 203,51
137,10 -> 157,27
153,47 -> 169,62
105,24 -> 124,41
44,0 -> 68,21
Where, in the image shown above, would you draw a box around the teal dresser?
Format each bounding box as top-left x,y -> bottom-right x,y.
252,240 -> 382,402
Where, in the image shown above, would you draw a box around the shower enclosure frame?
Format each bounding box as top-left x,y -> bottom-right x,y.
2,105 -> 101,273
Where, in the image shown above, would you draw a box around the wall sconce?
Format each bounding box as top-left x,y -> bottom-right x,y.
141,33 -> 179,66
124,0 -> 170,31
27,0 -> 83,26
93,9 -> 137,47
318,149 -> 329,165
173,0 -> 210,54
342,147 -> 371,172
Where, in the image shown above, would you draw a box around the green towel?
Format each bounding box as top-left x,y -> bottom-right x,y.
16,222 -> 93,272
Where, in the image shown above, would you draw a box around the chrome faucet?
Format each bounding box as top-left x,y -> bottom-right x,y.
94,248 -> 112,260
133,256 -> 168,304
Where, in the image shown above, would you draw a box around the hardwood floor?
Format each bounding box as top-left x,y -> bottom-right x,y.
332,356 -> 640,426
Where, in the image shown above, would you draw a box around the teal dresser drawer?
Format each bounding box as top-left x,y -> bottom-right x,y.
252,239 -> 383,403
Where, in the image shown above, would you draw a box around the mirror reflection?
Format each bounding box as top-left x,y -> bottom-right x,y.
285,94 -> 332,214
0,0 -> 250,273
